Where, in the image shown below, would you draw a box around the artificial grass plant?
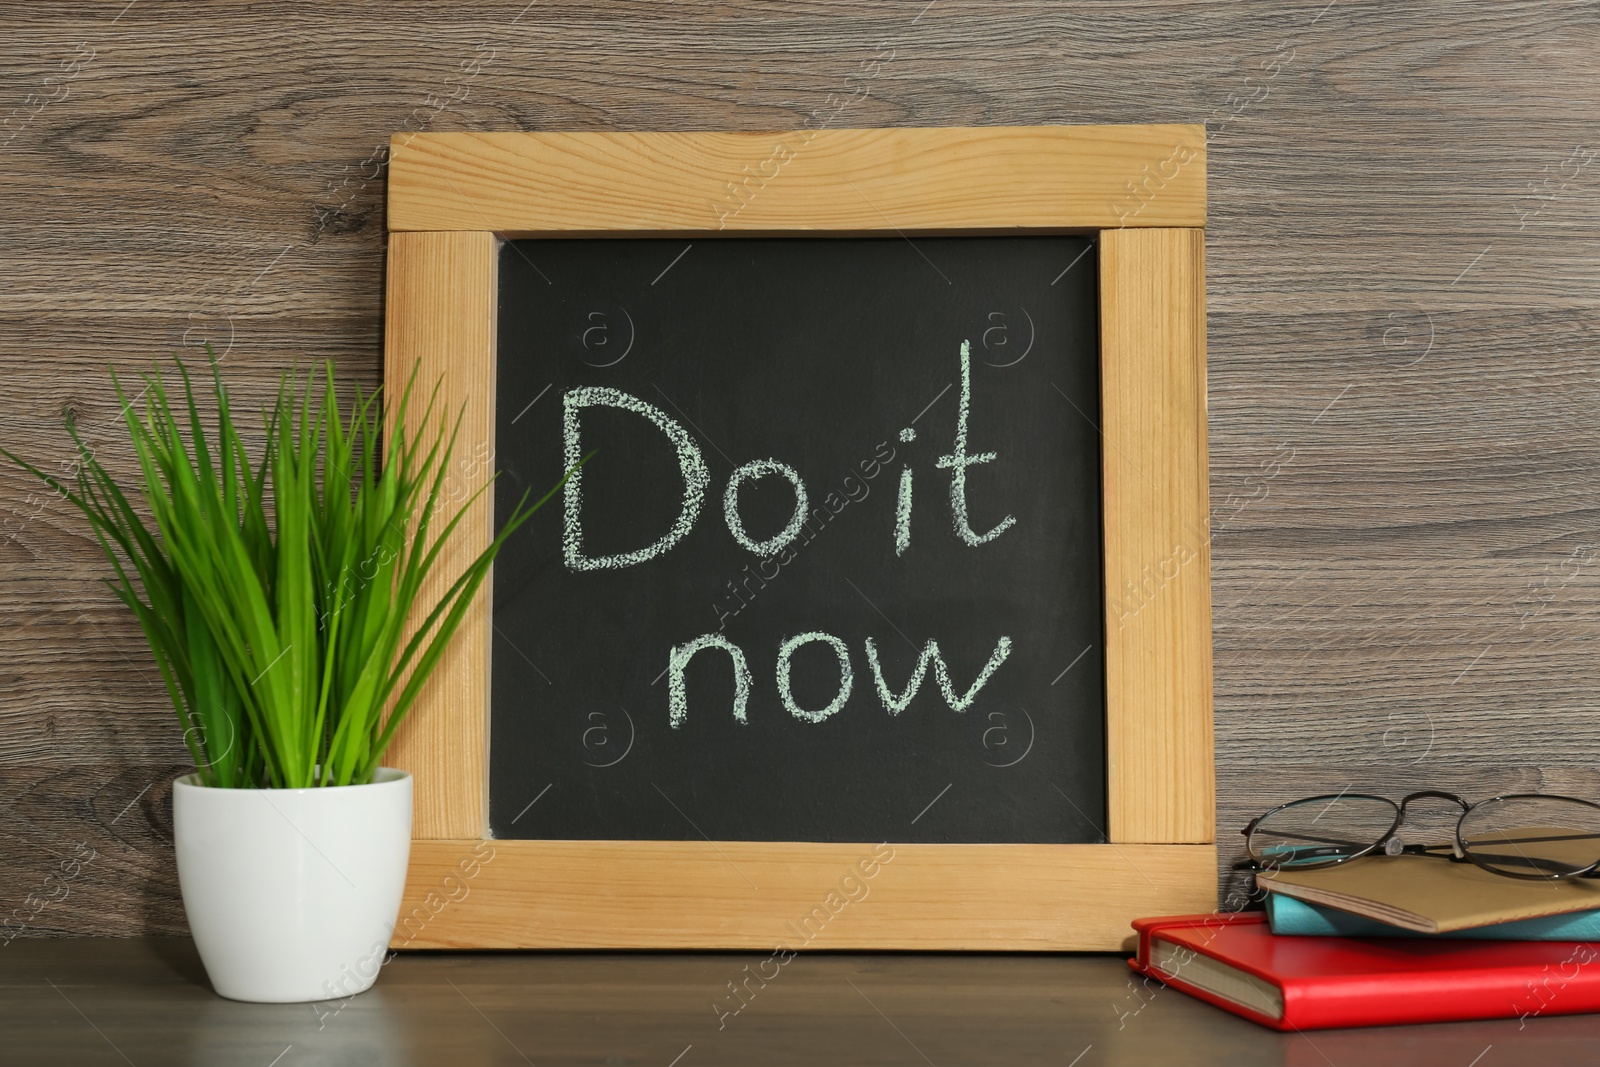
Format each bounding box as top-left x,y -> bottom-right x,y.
3,352 -> 564,788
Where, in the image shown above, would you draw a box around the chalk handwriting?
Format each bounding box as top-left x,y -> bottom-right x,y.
865,636 -> 1013,714
934,340 -> 1016,547
724,459 -> 810,557
563,387 -> 710,571
669,633 -> 753,728
776,632 -> 855,723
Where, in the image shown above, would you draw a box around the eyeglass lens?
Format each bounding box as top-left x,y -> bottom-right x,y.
1247,795 -> 1398,869
1458,796 -> 1600,879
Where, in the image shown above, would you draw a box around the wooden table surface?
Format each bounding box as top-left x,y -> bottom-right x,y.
1,939 -> 1596,1066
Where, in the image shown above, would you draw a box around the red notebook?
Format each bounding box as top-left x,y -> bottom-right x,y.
1130,912 -> 1600,1030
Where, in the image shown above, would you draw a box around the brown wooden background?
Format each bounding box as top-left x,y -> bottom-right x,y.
2,1 -> 1597,938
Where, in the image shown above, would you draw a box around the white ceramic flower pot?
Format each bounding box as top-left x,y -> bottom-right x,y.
173,768 -> 412,1003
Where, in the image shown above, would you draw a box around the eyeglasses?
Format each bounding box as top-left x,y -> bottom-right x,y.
1238,790 -> 1600,880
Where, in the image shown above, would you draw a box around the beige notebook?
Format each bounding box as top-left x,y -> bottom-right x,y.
1257,855 -> 1600,933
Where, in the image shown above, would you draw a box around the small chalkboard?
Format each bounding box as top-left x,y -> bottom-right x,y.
382,125 -> 1214,951
489,235 -> 1105,844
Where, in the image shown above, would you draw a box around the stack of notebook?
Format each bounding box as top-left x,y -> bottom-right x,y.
1130,858 -> 1600,1030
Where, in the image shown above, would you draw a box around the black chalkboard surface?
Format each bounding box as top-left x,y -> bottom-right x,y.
489,235 -> 1104,844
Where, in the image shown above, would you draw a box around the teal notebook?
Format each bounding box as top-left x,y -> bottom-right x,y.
1266,893 -> 1600,940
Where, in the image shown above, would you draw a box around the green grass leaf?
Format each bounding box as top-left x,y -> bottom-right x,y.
4,350 -> 568,788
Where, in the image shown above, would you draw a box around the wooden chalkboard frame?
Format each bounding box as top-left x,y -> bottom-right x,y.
382,126 -> 1213,951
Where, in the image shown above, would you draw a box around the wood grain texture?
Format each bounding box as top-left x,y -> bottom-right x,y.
23,939 -> 1600,1065
1102,228 -> 1215,844
2,0 -> 1599,936
382,231 -> 496,839
387,125 -> 1205,234
0,766 -> 189,940
393,840 -> 1217,951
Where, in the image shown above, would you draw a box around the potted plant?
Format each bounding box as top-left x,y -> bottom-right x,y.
4,354 -> 559,1002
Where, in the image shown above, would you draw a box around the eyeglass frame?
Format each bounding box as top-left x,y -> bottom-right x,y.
1235,789 -> 1600,881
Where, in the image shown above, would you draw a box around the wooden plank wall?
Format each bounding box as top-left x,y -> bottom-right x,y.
1,1 -> 1597,937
